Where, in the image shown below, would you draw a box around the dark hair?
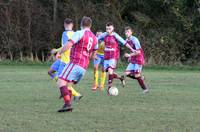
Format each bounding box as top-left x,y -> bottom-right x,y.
64,18 -> 73,24
106,22 -> 114,27
125,26 -> 133,32
81,16 -> 92,27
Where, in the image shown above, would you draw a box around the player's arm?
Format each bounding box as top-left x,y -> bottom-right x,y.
114,32 -> 136,53
91,50 -> 98,60
130,50 -> 140,56
56,42 -> 73,59
130,38 -> 141,56
51,47 -> 62,54
124,38 -> 141,57
57,31 -> 82,58
124,50 -> 140,58
91,37 -> 99,60
97,32 -> 107,41
59,41 -> 73,54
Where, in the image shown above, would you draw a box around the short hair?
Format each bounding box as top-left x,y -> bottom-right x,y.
106,22 -> 114,27
81,16 -> 92,27
64,18 -> 73,24
125,26 -> 133,32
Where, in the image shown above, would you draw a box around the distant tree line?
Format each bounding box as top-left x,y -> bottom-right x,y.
0,0 -> 199,65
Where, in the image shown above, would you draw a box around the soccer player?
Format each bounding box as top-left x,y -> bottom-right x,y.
56,16 -> 98,112
98,22 -> 136,94
92,31 -> 106,91
124,26 -> 149,94
49,18 -> 82,100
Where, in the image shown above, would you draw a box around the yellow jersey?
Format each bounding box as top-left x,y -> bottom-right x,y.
97,41 -> 105,55
61,30 -> 74,63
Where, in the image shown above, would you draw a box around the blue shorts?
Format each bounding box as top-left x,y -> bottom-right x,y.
50,60 -> 61,72
126,63 -> 143,74
57,61 -> 66,76
59,62 -> 86,84
103,59 -> 117,71
93,54 -> 104,66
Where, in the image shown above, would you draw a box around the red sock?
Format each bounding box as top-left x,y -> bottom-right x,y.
108,74 -> 113,88
136,77 -> 147,90
59,86 -> 72,106
113,73 -> 122,80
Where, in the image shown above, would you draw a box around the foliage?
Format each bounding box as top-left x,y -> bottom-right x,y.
0,0 -> 199,65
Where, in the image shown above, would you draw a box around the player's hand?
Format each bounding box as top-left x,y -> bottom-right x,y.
56,52 -> 61,60
51,48 -> 57,54
124,53 -> 131,58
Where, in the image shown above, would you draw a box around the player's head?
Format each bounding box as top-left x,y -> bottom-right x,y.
96,30 -> 103,37
106,22 -> 114,34
80,16 -> 92,29
64,18 -> 73,30
125,26 -> 133,38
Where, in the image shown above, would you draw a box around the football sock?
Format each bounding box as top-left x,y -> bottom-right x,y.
59,86 -> 72,106
127,73 -> 147,90
127,74 -> 136,79
100,71 -> 106,90
68,85 -> 80,97
108,74 -> 113,88
113,73 -> 122,80
136,77 -> 147,90
94,70 -> 99,86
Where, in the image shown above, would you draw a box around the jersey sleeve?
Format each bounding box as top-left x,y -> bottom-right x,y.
94,37 -> 98,50
61,32 -> 69,46
97,32 -> 107,41
70,30 -> 84,44
132,37 -> 141,50
114,32 -> 126,45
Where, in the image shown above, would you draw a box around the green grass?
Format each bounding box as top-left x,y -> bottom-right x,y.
0,65 -> 200,132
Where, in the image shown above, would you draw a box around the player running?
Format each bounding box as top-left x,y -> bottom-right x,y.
56,16 -> 98,112
98,22 -> 136,94
48,18 -> 82,100
92,31 -> 106,91
124,26 -> 149,94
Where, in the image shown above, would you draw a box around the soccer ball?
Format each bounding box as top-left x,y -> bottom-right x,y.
108,87 -> 119,96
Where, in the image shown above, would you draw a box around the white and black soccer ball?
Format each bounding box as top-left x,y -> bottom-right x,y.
108,87 -> 119,96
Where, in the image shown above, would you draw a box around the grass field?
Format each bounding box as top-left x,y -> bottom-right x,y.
0,64 -> 200,132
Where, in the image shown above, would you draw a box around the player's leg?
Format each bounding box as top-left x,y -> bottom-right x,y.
125,63 -> 136,79
108,67 -> 114,89
100,68 -> 106,91
57,79 -> 73,112
92,55 -> 101,90
66,65 -> 85,102
98,55 -> 106,91
58,62 -> 82,99
92,64 -> 99,90
103,60 -> 112,88
125,63 -> 149,93
112,72 -> 126,87
107,59 -> 117,89
107,59 -> 125,87
67,83 -> 83,102
57,63 -> 75,112
48,68 -> 57,79
48,60 -> 60,81
58,63 -> 86,112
